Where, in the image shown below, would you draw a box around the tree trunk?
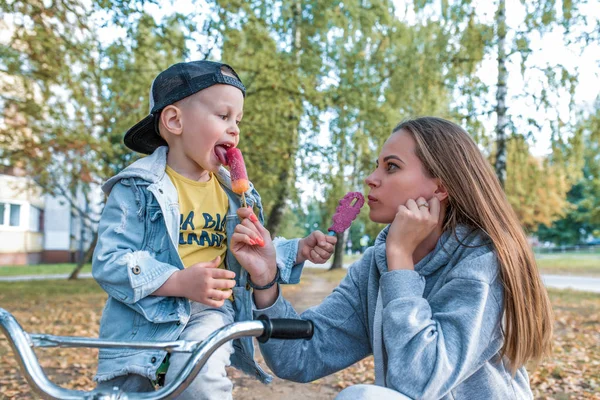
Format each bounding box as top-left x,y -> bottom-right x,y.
267,0 -> 303,235
494,0 -> 508,188
68,231 -> 98,280
265,168 -> 290,236
329,232 -> 345,270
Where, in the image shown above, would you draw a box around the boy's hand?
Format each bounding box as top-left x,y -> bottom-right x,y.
297,231 -> 337,264
231,207 -> 278,286
153,256 -> 236,308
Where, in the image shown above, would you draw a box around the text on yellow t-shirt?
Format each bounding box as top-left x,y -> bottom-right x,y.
166,166 -> 229,269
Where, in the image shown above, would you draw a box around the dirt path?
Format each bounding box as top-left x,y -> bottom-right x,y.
229,273 -> 342,399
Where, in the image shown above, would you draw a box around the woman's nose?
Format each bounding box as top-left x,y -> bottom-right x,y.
365,172 -> 378,188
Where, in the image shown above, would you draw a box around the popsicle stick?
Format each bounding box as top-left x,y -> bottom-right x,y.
241,192 -> 247,208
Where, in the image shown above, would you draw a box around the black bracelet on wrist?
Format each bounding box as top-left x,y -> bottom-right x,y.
248,268 -> 280,290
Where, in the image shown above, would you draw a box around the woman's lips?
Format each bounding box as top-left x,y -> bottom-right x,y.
367,195 -> 378,205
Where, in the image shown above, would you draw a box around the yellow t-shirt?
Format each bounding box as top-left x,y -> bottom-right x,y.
166,166 -> 228,269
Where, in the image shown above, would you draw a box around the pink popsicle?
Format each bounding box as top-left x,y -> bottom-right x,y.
328,192 -> 365,234
225,148 -> 250,195
225,147 -> 249,207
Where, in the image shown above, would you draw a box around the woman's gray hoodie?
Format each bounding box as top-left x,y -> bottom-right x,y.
255,225 -> 534,399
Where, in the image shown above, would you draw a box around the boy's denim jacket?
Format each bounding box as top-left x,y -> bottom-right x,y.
92,146 -> 302,383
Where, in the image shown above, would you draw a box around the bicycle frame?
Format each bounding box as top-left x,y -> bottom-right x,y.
0,308 -> 313,400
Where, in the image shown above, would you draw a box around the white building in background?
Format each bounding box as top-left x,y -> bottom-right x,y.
0,18 -> 98,266
0,168 -> 95,266
0,171 -> 44,264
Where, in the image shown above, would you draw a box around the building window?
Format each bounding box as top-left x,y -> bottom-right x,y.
0,202 -> 21,227
10,204 -> 20,226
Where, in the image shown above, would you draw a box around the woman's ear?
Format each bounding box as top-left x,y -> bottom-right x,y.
434,180 -> 448,202
160,105 -> 183,136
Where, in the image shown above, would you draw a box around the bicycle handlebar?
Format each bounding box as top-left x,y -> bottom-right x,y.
257,314 -> 314,343
0,307 -> 313,400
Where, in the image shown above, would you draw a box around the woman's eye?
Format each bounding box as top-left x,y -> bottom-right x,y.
235,120 -> 241,126
220,115 -> 228,120
386,163 -> 399,172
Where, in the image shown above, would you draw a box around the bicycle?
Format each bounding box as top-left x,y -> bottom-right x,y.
0,307 -> 313,400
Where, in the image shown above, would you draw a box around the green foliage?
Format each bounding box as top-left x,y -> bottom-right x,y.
98,12 -> 188,177
578,108 -> 600,226
276,205 -> 309,239
537,105 -> 600,243
536,183 -> 594,245
1,0 -> 597,251
504,135 -> 574,232
200,0 -> 334,233
1,0 -> 97,197
316,0 -> 499,251
0,1 -> 188,221
406,0 -> 595,233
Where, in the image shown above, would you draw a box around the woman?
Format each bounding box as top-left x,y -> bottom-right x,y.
231,117 -> 553,399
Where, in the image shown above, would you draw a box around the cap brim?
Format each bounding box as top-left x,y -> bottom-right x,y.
124,114 -> 168,155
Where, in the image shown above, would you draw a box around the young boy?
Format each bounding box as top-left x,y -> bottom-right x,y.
92,60 -> 336,399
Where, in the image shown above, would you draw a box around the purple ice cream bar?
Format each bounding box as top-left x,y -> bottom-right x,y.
328,192 -> 365,234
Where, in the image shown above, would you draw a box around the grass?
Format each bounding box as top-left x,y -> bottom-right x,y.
0,263 -> 92,277
535,253 -> 600,276
535,247 -> 600,255
0,278 -> 103,301
546,287 -> 600,302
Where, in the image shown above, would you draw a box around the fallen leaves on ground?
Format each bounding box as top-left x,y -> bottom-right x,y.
0,284 -> 105,399
529,290 -> 600,399
0,279 -> 598,399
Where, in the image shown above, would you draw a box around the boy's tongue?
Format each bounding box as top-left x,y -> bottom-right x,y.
214,145 -> 229,165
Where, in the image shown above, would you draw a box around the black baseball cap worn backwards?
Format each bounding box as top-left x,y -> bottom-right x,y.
124,60 -> 246,155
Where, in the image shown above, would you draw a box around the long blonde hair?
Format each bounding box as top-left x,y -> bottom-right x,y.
395,117 -> 552,373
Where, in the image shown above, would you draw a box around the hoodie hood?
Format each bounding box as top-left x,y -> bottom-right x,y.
373,224 -> 489,277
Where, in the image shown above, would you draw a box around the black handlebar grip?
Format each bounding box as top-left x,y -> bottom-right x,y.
257,315 -> 314,343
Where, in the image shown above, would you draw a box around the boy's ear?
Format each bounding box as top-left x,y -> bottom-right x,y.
160,105 -> 183,136
434,180 -> 448,202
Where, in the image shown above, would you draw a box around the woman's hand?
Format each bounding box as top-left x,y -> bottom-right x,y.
386,196 -> 441,270
231,207 -> 278,286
